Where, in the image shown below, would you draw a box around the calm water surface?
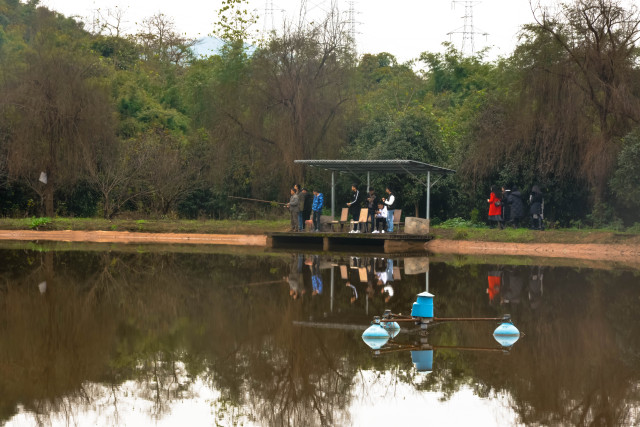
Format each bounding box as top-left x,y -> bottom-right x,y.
0,245 -> 639,426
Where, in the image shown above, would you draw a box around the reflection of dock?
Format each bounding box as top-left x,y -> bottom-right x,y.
266,232 -> 432,253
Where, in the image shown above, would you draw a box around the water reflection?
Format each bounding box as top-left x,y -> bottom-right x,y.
0,247 -> 639,426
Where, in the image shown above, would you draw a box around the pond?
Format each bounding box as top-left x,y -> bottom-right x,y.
0,244 -> 639,426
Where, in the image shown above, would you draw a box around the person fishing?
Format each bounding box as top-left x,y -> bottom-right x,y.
285,187 -> 300,231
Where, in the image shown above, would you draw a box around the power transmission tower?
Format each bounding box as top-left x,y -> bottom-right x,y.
263,0 -> 276,35
447,1 -> 488,56
345,0 -> 358,52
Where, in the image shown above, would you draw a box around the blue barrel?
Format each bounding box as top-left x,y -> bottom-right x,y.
411,292 -> 434,318
411,350 -> 433,372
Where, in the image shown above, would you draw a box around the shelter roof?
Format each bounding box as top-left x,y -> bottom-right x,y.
294,159 -> 456,175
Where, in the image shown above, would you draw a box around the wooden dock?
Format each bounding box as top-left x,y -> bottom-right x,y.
266,232 -> 432,253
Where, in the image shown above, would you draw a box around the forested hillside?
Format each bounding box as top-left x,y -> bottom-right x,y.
1,0 -> 639,228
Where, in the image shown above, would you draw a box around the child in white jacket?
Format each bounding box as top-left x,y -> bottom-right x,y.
373,202 -> 387,233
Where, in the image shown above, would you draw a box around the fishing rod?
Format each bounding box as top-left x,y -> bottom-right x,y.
229,279 -> 287,288
227,196 -> 287,205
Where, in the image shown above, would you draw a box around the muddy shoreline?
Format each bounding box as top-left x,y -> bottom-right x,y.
1,229 -> 638,265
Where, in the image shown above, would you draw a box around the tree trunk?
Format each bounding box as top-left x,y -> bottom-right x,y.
44,168 -> 54,217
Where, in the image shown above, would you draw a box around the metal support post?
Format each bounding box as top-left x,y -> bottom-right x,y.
426,171 -> 431,220
330,266 -> 335,313
331,171 -> 336,220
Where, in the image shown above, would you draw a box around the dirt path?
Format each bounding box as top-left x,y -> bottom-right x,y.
426,239 -> 640,264
1,230 -> 639,265
0,230 -> 266,246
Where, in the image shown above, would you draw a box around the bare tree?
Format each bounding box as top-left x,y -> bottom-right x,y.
3,8 -> 115,216
529,0 -> 640,191
231,6 -> 355,187
136,13 -> 196,65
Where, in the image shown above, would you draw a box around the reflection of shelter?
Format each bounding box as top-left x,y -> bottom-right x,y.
314,255 -> 430,316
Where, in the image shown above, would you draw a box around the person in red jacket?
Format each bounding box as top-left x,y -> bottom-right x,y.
487,185 -> 503,229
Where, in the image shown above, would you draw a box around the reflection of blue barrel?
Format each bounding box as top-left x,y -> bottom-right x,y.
411,350 -> 433,372
383,321 -> 401,339
362,323 -> 390,350
493,322 -> 521,347
411,292 -> 434,318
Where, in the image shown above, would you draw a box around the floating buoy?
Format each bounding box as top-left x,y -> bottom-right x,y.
362,318 -> 390,350
493,322 -> 520,347
411,292 -> 434,318
411,350 -> 433,372
383,321 -> 401,339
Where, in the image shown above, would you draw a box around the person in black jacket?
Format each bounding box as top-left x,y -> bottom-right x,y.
347,184 -> 361,232
301,188 -> 313,229
508,186 -> 525,228
366,188 -> 377,233
529,185 -> 544,230
501,186 -> 511,229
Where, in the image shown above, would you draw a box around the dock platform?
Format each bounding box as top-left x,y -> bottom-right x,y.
266,232 -> 432,253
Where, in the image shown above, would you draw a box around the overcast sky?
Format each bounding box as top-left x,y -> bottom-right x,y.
40,0 -> 538,62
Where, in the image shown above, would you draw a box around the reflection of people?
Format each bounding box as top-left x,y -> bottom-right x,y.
311,256 -> 323,295
386,258 -> 394,282
286,255 -> 305,299
382,284 -> 394,303
501,269 -> 523,305
528,266 -> 544,309
487,270 -> 502,303
346,281 -> 358,303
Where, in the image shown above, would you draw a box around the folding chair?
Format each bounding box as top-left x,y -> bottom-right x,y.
340,265 -> 349,280
330,208 -> 349,232
392,209 -> 403,232
350,208 -> 368,232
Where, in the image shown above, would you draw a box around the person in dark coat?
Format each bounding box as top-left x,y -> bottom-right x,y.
501,187 -> 511,228
529,185 -> 544,230
301,188 -> 313,229
347,184 -> 361,232
366,188 -> 377,233
507,186 -> 525,227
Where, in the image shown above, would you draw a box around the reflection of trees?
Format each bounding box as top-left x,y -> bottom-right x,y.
402,265 -> 640,426
0,250 -> 365,425
1,252 -> 640,426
